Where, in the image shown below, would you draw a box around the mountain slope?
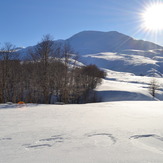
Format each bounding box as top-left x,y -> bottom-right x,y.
66,31 -> 163,54
17,30 -> 163,77
81,50 -> 163,76
18,30 -> 163,58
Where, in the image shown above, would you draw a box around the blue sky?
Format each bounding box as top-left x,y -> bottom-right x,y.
1,0 -> 163,47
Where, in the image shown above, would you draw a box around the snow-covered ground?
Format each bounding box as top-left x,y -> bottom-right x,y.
95,69 -> 163,101
1,101 -> 163,163
80,50 -> 163,101
81,51 -> 163,76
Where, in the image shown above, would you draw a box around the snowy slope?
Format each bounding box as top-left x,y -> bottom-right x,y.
16,30 -> 163,77
67,31 -> 162,54
1,102 -> 163,163
81,50 -> 163,76
17,30 -> 163,57
95,69 -> 163,101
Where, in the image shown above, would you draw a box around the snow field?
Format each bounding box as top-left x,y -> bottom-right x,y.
96,69 -> 163,101
1,101 -> 163,163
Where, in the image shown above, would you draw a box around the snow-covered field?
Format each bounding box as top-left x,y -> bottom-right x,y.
1,101 -> 163,163
81,51 -> 163,101
96,69 -> 163,101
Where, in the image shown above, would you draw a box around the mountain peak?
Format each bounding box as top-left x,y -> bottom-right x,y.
66,30 -> 162,54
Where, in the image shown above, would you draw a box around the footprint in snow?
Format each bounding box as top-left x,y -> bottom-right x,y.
86,133 -> 117,146
26,144 -> 52,149
130,134 -> 163,154
24,135 -> 64,149
39,135 -> 64,143
0,137 -> 12,141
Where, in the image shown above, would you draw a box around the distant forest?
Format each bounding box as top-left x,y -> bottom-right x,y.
0,35 -> 106,104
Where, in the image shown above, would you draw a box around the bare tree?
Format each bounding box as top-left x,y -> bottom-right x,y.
32,35 -> 55,103
149,78 -> 159,98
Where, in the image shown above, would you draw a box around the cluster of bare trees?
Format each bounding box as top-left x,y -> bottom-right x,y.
0,35 -> 106,104
0,43 -> 21,103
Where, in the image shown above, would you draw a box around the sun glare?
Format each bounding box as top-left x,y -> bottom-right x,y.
141,2 -> 163,31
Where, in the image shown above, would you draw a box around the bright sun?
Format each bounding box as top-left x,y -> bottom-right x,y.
141,3 -> 163,31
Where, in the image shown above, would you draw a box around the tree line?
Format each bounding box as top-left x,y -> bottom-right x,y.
0,35 -> 106,104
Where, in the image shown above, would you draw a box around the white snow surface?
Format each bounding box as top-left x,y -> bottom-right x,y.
1,101 -> 163,163
81,51 -> 163,76
95,69 -> 163,101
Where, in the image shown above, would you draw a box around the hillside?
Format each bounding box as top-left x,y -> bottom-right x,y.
17,31 -> 163,77
66,31 -> 163,54
81,50 -> 163,76
18,30 -> 163,57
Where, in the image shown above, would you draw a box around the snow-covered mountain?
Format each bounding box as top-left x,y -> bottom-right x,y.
66,31 -> 163,55
18,30 -> 163,56
17,30 -> 163,76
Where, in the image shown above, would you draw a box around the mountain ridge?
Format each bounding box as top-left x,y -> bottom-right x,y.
65,30 -> 163,54
18,30 -> 163,56
17,30 -> 163,77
